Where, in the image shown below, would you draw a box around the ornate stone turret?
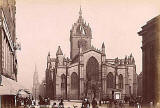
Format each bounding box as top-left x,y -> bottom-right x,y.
47,52 -> 50,62
101,42 -> 106,63
47,52 -> 51,68
102,42 -> 105,54
124,56 -> 127,65
132,57 -> 135,64
115,57 -> 119,64
56,46 -> 63,56
128,53 -> 133,64
56,46 -> 64,66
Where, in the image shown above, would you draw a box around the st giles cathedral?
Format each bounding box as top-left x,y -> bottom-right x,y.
45,8 -> 137,100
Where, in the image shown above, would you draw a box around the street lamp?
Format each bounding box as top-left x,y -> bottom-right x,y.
43,82 -> 46,98
34,87 -> 37,105
65,57 -> 69,100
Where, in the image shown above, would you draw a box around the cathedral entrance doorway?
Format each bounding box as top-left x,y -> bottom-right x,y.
86,56 -> 99,100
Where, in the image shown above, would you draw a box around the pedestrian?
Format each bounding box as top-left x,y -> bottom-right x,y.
119,101 -> 123,108
52,102 -> 58,108
48,97 -> 50,105
86,99 -> 90,108
99,100 -> 101,106
92,98 -> 97,108
114,100 -> 118,108
108,100 -> 112,108
82,98 -> 88,108
81,99 -> 86,108
59,99 -> 64,108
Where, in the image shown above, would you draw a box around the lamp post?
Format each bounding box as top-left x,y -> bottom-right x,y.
65,58 -> 69,100
35,87 -> 37,105
43,82 -> 46,98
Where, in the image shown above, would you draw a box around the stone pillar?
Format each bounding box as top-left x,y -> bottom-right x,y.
116,74 -> 119,89
115,67 -> 119,89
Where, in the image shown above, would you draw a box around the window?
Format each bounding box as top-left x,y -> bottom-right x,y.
107,72 -> 114,88
71,72 -> 78,89
118,74 -> 123,89
61,74 -> 66,89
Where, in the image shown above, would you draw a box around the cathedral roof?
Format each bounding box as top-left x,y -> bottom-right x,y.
56,46 -> 63,55
82,45 -> 102,54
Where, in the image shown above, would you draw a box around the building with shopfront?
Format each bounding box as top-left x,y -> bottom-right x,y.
0,0 -> 22,107
0,0 -> 18,81
45,8 -> 137,100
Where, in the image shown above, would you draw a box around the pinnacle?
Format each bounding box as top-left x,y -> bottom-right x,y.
56,46 -> 63,55
102,42 -> 105,48
79,5 -> 82,17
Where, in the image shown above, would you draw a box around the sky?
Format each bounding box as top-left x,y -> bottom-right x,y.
16,0 -> 160,90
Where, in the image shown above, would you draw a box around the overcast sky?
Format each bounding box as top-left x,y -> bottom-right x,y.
16,0 -> 160,90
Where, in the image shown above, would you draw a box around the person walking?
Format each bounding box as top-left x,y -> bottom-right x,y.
92,98 -> 98,108
52,102 -> 58,108
108,100 -> 112,108
86,99 -> 90,108
81,99 -> 86,108
59,99 -> 64,108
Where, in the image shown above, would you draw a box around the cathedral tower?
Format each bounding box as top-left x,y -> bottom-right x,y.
70,7 -> 92,59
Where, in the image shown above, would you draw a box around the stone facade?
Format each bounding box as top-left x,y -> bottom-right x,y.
0,0 -> 17,80
138,15 -> 160,103
45,8 -> 137,100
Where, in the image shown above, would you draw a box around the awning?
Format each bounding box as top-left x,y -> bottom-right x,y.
0,75 -> 25,95
17,89 -> 31,98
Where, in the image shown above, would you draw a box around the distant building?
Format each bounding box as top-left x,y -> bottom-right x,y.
138,15 -> 160,103
32,65 -> 40,100
46,8 -> 137,100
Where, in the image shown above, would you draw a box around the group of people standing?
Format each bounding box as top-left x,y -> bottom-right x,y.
81,97 -> 98,108
16,95 -> 34,107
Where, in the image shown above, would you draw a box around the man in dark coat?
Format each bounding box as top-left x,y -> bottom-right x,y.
92,98 -> 98,108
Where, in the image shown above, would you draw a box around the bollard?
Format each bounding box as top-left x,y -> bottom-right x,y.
99,100 -> 101,106
150,101 -> 153,108
137,103 -> 140,108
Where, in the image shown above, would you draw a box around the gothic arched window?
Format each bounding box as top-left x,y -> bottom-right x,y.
107,72 -> 114,88
61,74 -> 66,90
119,74 -> 123,89
71,72 -> 78,89
86,57 -> 99,82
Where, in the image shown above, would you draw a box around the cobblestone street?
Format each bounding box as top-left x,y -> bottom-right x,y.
17,100 -> 145,108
